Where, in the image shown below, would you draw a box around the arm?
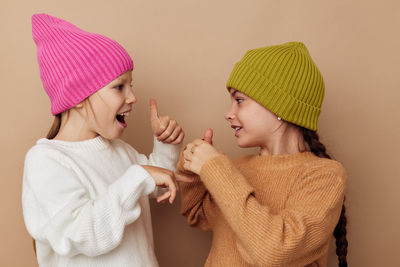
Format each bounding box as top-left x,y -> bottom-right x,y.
124,139 -> 180,200
177,149 -> 215,231
22,148 -> 155,257
200,155 -> 346,266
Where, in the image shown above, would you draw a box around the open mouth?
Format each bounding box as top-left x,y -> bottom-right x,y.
231,125 -> 243,136
231,126 -> 243,131
116,112 -> 130,127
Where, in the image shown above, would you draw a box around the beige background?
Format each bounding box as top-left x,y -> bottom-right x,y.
1,0 -> 399,266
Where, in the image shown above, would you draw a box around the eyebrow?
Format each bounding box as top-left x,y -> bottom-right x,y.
231,89 -> 239,97
115,77 -> 131,84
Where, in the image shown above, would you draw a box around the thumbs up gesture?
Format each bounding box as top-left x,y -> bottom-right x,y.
182,128 -> 221,175
150,99 -> 185,144
203,128 -> 213,144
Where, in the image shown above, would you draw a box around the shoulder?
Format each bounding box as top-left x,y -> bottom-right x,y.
23,142 -> 79,191
304,155 -> 346,175
24,140 -> 79,175
301,155 -> 347,187
25,140 -> 67,164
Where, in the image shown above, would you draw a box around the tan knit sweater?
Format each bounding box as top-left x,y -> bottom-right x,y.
178,151 -> 346,267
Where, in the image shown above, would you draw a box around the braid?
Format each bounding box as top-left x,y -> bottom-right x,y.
334,201 -> 348,267
302,128 -> 331,159
301,127 -> 348,267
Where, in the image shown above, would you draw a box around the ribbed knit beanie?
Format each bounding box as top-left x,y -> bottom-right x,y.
32,13 -> 133,115
226,42 -> 324,131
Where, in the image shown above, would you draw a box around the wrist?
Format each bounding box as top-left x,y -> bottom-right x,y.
199,153 -> 225,177
198,152 -> 223,175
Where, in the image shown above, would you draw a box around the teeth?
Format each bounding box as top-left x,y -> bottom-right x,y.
119,112 -> 129,117
234,126 -> 242,131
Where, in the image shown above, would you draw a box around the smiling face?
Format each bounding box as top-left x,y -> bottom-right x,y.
225,88 -> 283,148
82,70 -> 136,140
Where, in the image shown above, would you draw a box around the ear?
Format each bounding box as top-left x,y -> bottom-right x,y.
75,101 -> 84,109
71,100 -> 87,117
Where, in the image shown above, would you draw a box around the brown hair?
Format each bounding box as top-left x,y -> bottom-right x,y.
301,127 -> 348,267
47,113 -> 62,139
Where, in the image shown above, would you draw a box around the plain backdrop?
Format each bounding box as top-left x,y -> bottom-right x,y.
1,0 -> 399,266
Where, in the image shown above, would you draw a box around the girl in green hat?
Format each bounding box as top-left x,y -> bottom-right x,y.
178,42 -> 348,267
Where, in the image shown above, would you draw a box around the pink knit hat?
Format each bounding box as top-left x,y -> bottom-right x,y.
32,14 -> 134,115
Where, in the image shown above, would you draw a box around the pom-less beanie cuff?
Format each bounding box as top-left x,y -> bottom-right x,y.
32,14 -> 134,115
226,42 -> 324,131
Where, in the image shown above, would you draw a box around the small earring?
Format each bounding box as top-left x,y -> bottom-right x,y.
277,117 -> 282,121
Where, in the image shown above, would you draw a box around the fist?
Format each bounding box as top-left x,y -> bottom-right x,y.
150,99 -> 184,144
183,129 -> 221,175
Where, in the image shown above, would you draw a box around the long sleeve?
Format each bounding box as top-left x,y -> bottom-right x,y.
177,149 -> 216,231
22,147 -> 155,257
180,177 -> 215,231
199,154 -> 346,266
124,137 -> 181,198
148,137 -> 181,171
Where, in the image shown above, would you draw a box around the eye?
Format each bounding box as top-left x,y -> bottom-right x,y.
235,98 -> 244,104
114,84 -> 123,91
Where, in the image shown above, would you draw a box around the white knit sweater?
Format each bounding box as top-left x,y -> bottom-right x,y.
22,136 -> 180,267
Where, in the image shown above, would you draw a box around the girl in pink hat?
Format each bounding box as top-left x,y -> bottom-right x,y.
23,13 -> 190,267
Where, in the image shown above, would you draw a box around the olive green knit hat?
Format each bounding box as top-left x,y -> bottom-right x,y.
226,42 -> 324,131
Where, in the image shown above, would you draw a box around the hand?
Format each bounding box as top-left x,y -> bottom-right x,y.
141,165 -> 178,204
183,129 -> 221,175
150,99 -> 184,144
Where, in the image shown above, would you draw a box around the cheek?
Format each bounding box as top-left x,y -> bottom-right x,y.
87,106 -> 112,130
247,110 -> 279,132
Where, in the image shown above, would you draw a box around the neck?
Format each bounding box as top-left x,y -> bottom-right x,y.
54,110 -> 98,141
259,124 -> 305,156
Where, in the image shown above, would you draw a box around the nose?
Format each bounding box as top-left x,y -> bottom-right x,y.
224,105 -> 235,121
126,87 -> 137,104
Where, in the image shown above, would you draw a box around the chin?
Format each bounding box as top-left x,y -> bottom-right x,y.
236,139 -> 251,148
236,137 -> 260,149
100,130 -> 123,140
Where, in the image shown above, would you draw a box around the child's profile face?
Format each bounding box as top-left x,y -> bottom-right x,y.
225,88 -> 282,149
83,70 -> 136,140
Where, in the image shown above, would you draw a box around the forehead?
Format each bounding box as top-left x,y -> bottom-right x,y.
116,71 -> 133,83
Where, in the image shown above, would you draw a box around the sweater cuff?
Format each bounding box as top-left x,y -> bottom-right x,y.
151,136 -> 181,171
200,155 -> 254,208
